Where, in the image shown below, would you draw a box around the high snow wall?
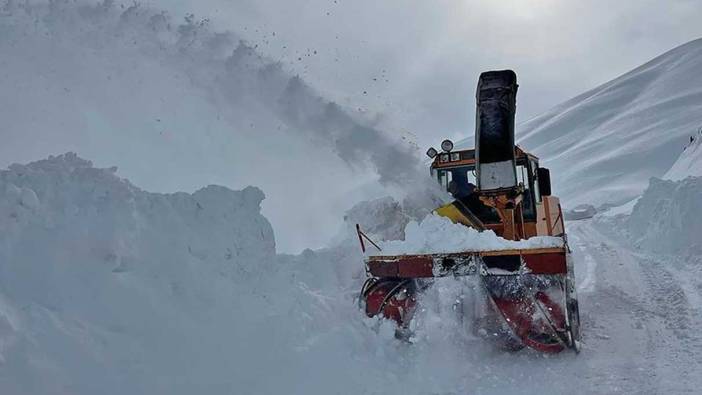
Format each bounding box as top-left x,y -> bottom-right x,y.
0,153 -> 282,394
626,176 -> 702,254
0,153 -> 276,277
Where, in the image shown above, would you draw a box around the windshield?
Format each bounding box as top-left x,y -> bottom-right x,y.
436,166 -> 477,199
434,161 -> 537,222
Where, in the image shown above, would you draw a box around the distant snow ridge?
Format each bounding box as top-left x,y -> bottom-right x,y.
627,176 -> 702,254
519,38 -> 702,208
455,38 -> 702,208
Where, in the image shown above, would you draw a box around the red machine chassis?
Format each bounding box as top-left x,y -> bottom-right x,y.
360,246 -> 581,353
365,247 -> 567,278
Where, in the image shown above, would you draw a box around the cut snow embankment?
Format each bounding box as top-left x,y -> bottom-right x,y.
626,176 -> 702,254
378,214 -> 563,255
0,153 -> 276,276
0,153 -> 284,394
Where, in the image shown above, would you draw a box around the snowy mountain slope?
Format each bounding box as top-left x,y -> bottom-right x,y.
456,38 -> 702,208
517,38 -> 702,207
665,128 -> 702,180
0,1 -> 429,252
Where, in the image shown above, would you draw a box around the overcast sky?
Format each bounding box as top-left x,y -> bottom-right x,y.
155,0 -> 702,149
4,1 -> 701,253
107,0 -> 702,252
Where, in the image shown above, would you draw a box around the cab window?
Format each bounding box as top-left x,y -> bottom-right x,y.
516,164 -> 528,187
437,166 -> 477,196
517,160 -> 536,221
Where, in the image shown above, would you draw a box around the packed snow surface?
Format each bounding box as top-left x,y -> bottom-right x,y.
378,214 -> 564,255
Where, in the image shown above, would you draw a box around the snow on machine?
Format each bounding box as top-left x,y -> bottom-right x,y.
358,70 -> 581,353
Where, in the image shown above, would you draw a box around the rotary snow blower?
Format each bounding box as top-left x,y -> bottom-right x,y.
358,70 -> 581,353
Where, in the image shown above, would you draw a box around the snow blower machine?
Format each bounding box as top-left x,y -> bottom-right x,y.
358,70 -> 581,353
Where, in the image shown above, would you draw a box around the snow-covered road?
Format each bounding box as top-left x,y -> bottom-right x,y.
563,218 -> 702,394
2,2 -> 701,393
269,217 -> 702,395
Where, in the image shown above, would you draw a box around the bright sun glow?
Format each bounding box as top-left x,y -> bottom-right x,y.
480,0 -> 557,20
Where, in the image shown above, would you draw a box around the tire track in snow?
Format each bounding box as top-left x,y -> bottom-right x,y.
566,223 -> 597,293
567,219 -> 662,394
632,252 -> 702,390
584,218 -> 702,393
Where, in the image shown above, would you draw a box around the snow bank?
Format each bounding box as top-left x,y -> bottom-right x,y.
626,176 -> 702,254
0,154 -> 286,394
340,191 -> 449,243
378,215 -> 563,255
343,196 -> 410,241
0,153 -> 276,276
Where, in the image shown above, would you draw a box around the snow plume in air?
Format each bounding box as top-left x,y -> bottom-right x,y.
278,76 -> 423,186
0,0 -> 441,252
277,74 -> 449,225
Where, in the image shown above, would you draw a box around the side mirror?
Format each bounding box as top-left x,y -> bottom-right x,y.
537,167 -> 552,196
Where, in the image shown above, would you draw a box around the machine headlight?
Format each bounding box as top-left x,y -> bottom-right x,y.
450,152 -> 460,161
440,154 -> 450,163
441,139 -> 454,152
426,147 -> 438,158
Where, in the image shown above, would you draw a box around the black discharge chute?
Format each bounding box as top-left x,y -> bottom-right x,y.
475,70 -> 519,191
